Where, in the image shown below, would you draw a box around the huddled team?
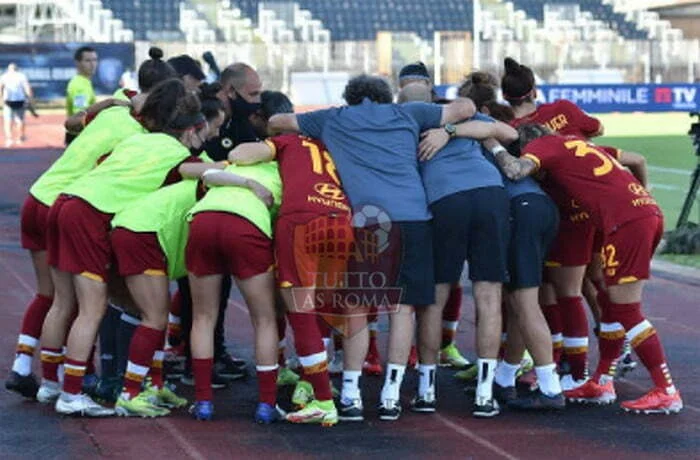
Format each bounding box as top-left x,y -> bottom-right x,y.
5,49 -> 683,426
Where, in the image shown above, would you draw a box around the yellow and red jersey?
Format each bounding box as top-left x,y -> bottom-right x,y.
511,99 -> 602,139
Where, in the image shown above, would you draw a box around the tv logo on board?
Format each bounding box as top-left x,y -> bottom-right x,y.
654,86 -> 697,109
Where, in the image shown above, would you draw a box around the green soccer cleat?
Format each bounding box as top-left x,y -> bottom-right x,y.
439,343 -> 471,368
277,367 -> 301,387
454,363 -> 478,381
144,382 -> 188,409
115,392 -> 171,418
291,380 -> 314,408
286,399 -> 338,426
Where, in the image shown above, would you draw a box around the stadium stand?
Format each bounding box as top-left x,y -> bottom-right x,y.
101,0 -> 183,40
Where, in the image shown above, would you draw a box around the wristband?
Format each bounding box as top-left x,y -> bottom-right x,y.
491,145 -> 507,155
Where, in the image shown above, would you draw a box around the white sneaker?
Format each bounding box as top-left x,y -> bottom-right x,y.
55,393 -> 115,417
560,374 -> 586,392
328,350 -> 344,375
36,380 -> 61,404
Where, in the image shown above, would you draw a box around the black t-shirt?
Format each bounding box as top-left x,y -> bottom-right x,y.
203,115 -> 259,161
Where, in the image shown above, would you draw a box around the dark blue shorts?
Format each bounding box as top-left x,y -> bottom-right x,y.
395,221 -> 435,306
507,193 -> 559,290
431,187 -> 510,284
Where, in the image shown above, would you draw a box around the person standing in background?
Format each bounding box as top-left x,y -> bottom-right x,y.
0,63 -> 33,147
65,46 -> 98,145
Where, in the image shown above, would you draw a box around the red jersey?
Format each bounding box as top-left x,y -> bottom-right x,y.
522,134 -> 660,233
511,100 -> 602,139
266,134 -> 351,216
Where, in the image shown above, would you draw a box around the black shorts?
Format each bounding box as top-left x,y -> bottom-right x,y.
395,221 -> 435,306
431,187 -> 510,284
507,193 -> 559,290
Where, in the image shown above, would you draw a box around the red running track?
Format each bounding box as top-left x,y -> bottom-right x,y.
0,147 -> 698,459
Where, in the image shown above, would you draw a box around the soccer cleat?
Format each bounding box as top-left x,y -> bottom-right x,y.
621,388 -> 683,415
92,376 -> 123,404
164,359 -> 185,381
277,367 -> 300,387
508,390 -> 566,411
407,346 -> 418,369
410,393 -> 437,413
144,382 -> 188,409
516,369 -> 538,392
363,351 -> 382,376
115,393 -> 170,418
82,373 -> 100,397
338,398 -> 364,422
378,399 -> 402,421
36,380 -> 61,404
455,363 -> 478,381
493,383 -> 517,405
55,393 -> 115,417
181,371 -> 228,389
215,352 -> 247,380
286,399 -> 338,426
286,354 -> 301,373
617,342 -> 638,377
560,374 -> 586,392
190,400 -> 214,421
5,371 -> 39,399
518,350 -> 535,376
439,343 -> 470,369
564,379 -> 616,405
291,380 -> 314,408
328,350 -> 344,375
255,402 -> 285,424
473,396 -> 500,418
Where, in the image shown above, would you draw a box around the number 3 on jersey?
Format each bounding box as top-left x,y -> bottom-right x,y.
302,140 -> 340,185
565,140 -> 623,177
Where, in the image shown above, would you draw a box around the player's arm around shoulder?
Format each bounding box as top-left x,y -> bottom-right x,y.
440,97 -> 476,125
484,138 -> 538,181
268,113 -> 299,136
228,139 -> 276,165
201,169 -> 274,208
618,149 -> 648,188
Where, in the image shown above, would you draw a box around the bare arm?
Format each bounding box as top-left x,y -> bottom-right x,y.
483,139 -> 538,181
202,170 -> 274,207
64,98 -> 131,134
228,141 -> 275,165
268,114 -> 300,136
179,160 -> 229,179
618,150 -> 648,188
418,120 -> 518,161
22,79 -> 33,99
439,97 -> 476,125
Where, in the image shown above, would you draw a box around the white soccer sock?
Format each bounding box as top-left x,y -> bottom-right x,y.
380,363 -> 406,402
341,370 -> 362,403
12,353 -> 33,376
417,364 -> 437,398
494,361 -> 520,388
476,358 -> 498,401
535,364 -> 562,396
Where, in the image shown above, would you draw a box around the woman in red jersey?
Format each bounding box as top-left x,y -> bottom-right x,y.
5,48 -> 177,399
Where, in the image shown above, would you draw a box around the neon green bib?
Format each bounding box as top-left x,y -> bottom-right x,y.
30,106 -> 145,206
64,133 -> 191,214
188,162 -> 282,238
66,74 -> 96,116
111,152 -> 213,279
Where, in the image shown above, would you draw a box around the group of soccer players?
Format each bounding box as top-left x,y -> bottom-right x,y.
4,49 -> 683,426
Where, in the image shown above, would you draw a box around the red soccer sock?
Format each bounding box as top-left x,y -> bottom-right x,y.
541,301 -> 564,364
192,358 -> 213,401
558,296 -> 589,380
592,296 -> 625,382
167,291 -> 183,341
612,302 -> 675,392
17,294 -> 53,355
40,347 -> 64,383
63,357 -> 87,395
150,350 -> 165,389
288,312 -> 333,401
367,322 -> 379,359
123,325 -> 166,398
256,366 -> 279,406
441,285 -> 462,348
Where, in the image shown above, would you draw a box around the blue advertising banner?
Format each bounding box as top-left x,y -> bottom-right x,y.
0,43 -> 135,100
435,83 -> 700,113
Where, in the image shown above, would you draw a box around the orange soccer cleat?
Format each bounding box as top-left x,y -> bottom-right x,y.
621,388 -> 683,415
563,378 -> 616,405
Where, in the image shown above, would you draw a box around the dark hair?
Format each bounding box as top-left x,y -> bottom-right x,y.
259,90 -> 294,119
501,57 -> 536,106
138,47 -> 178,93
199,82 -> 224,121
399,62 -> 430,82
167,54 -> 206,81
343,75 -> 393,105
483,101 -> 515,123
458,71 -> 498,109
516,123 -> 552,151
74,46 -> 96,62
139,78 -> 202,136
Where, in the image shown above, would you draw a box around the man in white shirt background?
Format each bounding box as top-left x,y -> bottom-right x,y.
0,63 -> 33,147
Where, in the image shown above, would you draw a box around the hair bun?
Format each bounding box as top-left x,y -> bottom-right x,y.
504,57 -> 522,74
148,47 -> 164,61
199,82 -> 222,100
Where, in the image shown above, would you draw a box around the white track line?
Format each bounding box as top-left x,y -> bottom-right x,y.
649,166 -> 691,175
156,419 -> 208,460
433,414 -> 520,460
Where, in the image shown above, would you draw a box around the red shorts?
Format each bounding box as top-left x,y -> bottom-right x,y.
20,194 -> 50,251
111,228 -> 167,277
601,214 -> 663,286
46,194 -> 72,267
546,218 -> 595,267
275,212 -> 354,288
186,211 -> 273,280
54,197 -> 114,282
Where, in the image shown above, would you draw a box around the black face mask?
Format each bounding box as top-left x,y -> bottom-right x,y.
230,90 -> 261,117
